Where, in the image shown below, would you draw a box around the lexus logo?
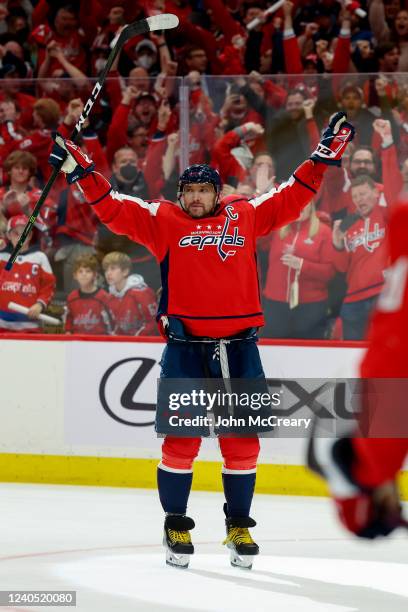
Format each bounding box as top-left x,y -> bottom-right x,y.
99,357 -> 157,426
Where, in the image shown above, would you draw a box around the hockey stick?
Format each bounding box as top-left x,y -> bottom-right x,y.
5,13 -> 179,271
246,0 -> 284,31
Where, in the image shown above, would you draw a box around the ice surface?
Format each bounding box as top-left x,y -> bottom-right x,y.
0,484 -> 406,611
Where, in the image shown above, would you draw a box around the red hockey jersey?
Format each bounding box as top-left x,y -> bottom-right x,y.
332,202 -> 398,303
108,274 -> 157,336
77,160 -> 325,337
65,288 -> 113,335
0,247 -> 55,331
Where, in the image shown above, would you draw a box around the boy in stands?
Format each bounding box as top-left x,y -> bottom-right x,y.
102,251 -> 157,336
0,214 -> 55,332
65,254 -> 112,335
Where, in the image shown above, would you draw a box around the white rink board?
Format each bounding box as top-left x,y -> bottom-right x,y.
0,338 -> 365,464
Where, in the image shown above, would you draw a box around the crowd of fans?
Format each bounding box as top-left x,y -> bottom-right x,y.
0,0 -> 407,340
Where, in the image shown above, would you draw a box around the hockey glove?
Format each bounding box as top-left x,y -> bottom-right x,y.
49,133 -> 95,184
310,112 -> 355,167
308,435 -> 405,539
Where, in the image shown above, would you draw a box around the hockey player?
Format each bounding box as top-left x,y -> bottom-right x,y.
49,112 -> 354,568
308,198 -> 408,539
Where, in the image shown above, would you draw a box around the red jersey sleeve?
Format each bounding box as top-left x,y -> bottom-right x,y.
143,135 -> 167,199
250,160 -> 326,237
381,143 -> 404,209
106,103 -> 130,164
203,0 -> 244,42
332,246 -> 351,274
211,130 -> 247,185
332,31 -> 351,75
283,31 -> 303,75
77,172 -> 168,259
306,118 -> 320,150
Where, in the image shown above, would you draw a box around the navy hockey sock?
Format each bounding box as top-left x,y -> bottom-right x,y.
157,466 -> 193,514
222,472 -> 256,517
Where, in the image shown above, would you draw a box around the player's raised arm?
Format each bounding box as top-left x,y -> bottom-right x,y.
48,134 -> 163,257
252,112 -> 355,236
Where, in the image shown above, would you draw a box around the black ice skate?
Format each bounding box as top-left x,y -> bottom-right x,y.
223,504 -> 259,570
163,514 -> 195,569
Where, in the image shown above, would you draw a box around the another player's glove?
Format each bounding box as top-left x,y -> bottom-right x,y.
48,133 -> 95,184
310,112 -> 355,167
308,434 -> 405,539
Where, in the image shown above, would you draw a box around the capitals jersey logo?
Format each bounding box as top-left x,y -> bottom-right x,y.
346,219 -> 385,253
178,205 -> 245,261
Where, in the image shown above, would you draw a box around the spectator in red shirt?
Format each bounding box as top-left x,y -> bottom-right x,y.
3,97 -> 62,183
331,171 -> 400,340
211,121 -> 265,187
30,3 -> 95,74
219,88 -> 263,134
0,150 -> 56,250
0,45 -> 36,130
320,119 -> 403,219
37,40 -> 89,109
127,123 -> 150,164
261,202 -> 336,339
0,214 -> 56,332
65,253 -> 113,335
102,251 -> 157,336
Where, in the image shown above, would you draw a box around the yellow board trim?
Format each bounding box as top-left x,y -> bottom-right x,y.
0,454 -> 407,499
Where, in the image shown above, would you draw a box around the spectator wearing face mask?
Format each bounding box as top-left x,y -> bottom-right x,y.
133,39 -> 159,75
110,147 -> 148,199
97,147 -> 161,291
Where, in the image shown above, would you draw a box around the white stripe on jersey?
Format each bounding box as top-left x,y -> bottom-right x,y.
249,176 -> 295,208
0,250 -> 53,273
110,191 -> 161,216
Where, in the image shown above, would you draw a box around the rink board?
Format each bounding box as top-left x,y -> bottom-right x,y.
0,335 -> 407,498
